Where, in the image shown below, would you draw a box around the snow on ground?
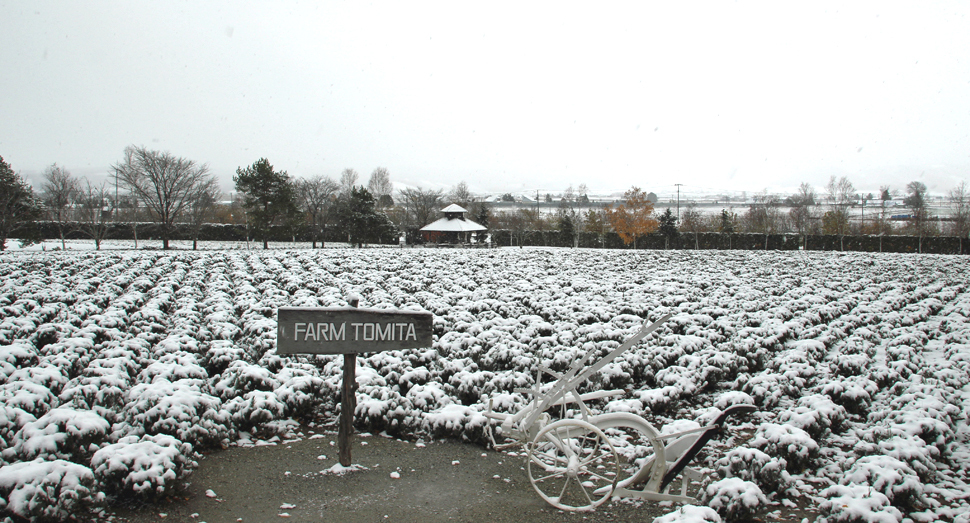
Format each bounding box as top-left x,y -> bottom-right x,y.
5,238 -> 359,251
1,247 -> 969,522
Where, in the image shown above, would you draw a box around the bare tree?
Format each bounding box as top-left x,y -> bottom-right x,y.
295,175 -> 339,248
788,182 -> 818,248
562,185 -> 575,204
73,180 -> 112,250
494,208 -> 531,246
112,145 -> 216,249
185,177 -> 221,250
905,181 -> 930,252
948,182 -> 970,236
398,187 -> 444,239
826,175 -> 855,250
367,167 -> 393,209
745,190 -> 781,249
40,163 -> 79,250
339,168 -> 359,196
946,182 -> 970,254
448,181 -> 473,206
679,203 -> 703,249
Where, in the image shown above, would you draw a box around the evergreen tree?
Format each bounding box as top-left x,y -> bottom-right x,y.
476,202 -> 491,230
719,209 -> 735,233
0,155 -> 42,251
234,158 -> 301,249
558,214 -> 575,247
335,186 -> 396,247
658,208 -> 679,249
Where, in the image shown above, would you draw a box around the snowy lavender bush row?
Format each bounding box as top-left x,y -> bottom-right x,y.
1,249 -> 969,522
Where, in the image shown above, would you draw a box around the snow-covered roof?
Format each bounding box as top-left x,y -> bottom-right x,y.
441,204 -> 468,213
420,217 -> 487,232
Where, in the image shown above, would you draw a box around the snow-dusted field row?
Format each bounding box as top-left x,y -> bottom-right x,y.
6,238 -> 359,251
1,248 -> 969,522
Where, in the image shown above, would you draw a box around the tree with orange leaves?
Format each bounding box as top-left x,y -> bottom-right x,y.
605,187 -> 658,249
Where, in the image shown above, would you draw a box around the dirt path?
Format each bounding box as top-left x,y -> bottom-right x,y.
108,430 -> 668,523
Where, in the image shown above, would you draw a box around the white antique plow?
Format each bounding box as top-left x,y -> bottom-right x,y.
484,314 -> 756,511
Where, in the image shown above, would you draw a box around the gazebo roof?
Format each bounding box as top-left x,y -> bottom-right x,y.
441,204 -> 468,213
420,217 -> 486,232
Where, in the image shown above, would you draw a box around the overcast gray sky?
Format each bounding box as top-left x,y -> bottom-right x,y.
2,1 -> 969,198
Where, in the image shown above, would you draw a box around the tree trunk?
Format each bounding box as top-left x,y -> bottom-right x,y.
263,239 -> 269,250
163,237 -> 169,250
193,239 -> 198,250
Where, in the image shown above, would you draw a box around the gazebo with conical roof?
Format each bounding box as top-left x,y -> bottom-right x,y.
420,204 -> 487,245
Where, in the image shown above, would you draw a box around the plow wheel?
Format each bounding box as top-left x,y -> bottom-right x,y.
527,419 -> 620,511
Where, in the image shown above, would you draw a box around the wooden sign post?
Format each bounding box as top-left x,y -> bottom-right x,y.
277,297 -> 433,466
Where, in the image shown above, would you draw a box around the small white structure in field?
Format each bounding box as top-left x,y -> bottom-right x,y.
420,204 -> 486,244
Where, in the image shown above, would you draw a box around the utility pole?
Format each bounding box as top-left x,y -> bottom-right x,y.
675,184 -> 683,221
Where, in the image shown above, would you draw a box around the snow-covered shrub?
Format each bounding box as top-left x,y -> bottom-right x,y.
858,434 -> 938,481
654,504 -> 722,523
749,423 -> 819,473
842,455 -> 925,510
818,484 -> 903,523
633,385 -> 683,412
713,391 -> 754,410
7,364 -> 70,398
832,352 -> 871,377
58,369 -> 132,424
0,343 -> 39,374
225,390 -> 286,428
881,386 -> 959,453
406,383 -> 454,412
3,408 -> 109,463
0,407 -> 35,453
777,394 -> 847,439
203,340 -> 247,375
124,379 -> 231,448
39,336 -> 97,379
139,352 -> 208,383
91,434 -> 196,499
713,446 -> 791,494
211,360 -> 280,400
821,377 -> 876,416
700,477 -> 767,522
355,387 -> 416,434
741,373 -> 797,410
867,363 -> 903,389
275,365 -> 326,418
423,404 -> 488,442
0,382 -> 57,418
0,459 -> 104,522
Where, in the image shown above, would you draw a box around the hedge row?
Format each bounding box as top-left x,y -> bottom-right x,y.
26,221 -> 969,254
490,230 -> 969,254
28,221 -> 372,245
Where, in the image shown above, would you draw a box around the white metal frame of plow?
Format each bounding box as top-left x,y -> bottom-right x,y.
484,314 -> 756,511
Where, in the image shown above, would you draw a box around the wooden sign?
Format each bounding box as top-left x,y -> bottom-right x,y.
276,306 -> 434,354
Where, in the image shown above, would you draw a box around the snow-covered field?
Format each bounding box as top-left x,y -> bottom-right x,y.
6,238 -> 359,251
1,247 -> 968,522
